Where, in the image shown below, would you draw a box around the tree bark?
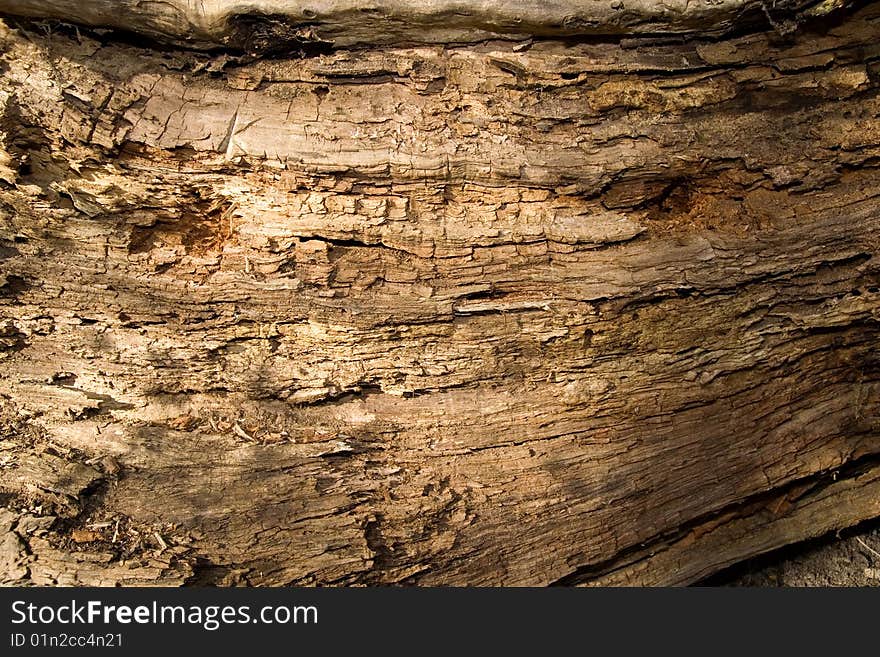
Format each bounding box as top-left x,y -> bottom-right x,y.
0,1 -> 878,586
0,0 -> 851,49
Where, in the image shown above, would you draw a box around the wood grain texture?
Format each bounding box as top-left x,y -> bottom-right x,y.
0,0 -> 852,49
0,2 -> 879,586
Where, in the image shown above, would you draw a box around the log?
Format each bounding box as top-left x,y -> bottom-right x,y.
0,0 -> 852,49
0,0 -> 878,586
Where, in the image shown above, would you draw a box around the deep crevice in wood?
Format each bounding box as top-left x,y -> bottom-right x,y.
550,451 -> 880,586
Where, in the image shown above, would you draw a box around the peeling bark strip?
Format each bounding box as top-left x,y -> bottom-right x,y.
0,0 -> 856,49
0,1 -> 879,586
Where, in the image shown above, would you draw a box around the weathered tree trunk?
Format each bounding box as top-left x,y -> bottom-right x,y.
0,0 -> 878,586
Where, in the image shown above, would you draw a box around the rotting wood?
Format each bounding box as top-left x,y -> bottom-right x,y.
0,1 -> 878,586
0,0 -> 854,50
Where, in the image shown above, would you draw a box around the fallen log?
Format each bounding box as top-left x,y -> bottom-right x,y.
0,0 -> 878,585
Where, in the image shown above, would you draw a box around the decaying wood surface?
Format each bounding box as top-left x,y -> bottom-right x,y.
0,0 -> 879,586
0,0 -> 853,49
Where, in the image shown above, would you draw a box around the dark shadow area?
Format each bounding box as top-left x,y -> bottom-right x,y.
701,516 -> 880,586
